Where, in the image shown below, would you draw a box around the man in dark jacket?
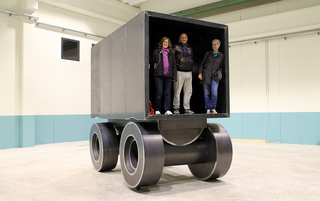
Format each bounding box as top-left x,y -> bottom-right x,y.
198,39 -> 223,114
172,33 -> 194,114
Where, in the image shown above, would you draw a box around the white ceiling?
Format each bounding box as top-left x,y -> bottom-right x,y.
119,0 -> 148,7
117,0 -> 224,10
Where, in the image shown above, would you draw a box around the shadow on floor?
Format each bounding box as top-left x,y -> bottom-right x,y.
132,169 -> 226,194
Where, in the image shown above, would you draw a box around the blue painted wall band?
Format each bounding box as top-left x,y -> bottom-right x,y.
1,112 -> 319,149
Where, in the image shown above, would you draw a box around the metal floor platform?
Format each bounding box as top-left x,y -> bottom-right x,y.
0,141 -> 319,201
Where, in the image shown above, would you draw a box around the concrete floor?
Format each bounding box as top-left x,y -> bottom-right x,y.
0,141 -> 319,201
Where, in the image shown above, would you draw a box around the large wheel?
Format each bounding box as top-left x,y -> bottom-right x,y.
188,123 -> 233,180
119,122 -> 164,189
90,123 -> 120,171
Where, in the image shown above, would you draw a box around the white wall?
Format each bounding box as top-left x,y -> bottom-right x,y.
37,0 -> 139,23
228,34 -> 320,114
201,2 -> 320,114
0,11 -> 21,116
0,0 -> 134,117
0,0 -> 137,148
201,0 -> 320,26
33,2 -> 122,115
277,34 -> 320,112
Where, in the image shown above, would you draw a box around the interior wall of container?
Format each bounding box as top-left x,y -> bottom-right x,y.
148,16 -> 229,114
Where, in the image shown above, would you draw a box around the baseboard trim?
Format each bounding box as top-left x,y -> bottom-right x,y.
231,139 -> 268,143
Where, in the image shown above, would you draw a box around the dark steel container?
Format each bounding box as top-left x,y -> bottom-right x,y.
91,10 -> 229,120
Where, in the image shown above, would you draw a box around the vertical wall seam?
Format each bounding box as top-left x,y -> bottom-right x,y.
265,40 -> 269,96
53,7 -> 56,143
124,24 -> 127,117
278,38 -> 282,142
240,44 -> 244,139
263,40 -> 269,141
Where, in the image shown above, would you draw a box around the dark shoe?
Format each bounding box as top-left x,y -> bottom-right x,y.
185,109 -> 194,114
173,107 -> 180,114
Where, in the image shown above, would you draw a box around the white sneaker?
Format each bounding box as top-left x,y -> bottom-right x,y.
211,109 -> 217,114
206,109 -> 211,114
155,111 -> 161,115
165,110 -> 172,115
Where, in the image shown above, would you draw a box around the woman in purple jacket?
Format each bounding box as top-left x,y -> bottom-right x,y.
152,37 -> 177,115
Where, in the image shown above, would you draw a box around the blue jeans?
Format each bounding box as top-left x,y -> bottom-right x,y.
154,76 -> 173,112
203,77 -> 219,110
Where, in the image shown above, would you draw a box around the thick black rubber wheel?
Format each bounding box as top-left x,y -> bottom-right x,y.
188,123 -> 233,180
90,123 -> 120,171
119,122 -> 165,189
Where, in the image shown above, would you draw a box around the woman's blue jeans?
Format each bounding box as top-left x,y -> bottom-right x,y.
154,75 -> 173,112
203,77 -> 219,110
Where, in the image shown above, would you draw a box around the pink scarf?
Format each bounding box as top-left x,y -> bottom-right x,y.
161,47 -> 169,75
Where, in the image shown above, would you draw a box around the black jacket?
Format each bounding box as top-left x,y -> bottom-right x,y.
173,43 -> 194,72
198,51 -> 224,85
152,48 -> 177,80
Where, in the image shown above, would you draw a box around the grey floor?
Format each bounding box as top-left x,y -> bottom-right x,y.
0,141 -> 319,201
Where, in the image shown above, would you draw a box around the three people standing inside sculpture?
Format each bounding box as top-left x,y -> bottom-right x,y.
152,36 -> 223,115
172,33 -> 195,115
152,37 -> 177,115
198,39 -> 223,114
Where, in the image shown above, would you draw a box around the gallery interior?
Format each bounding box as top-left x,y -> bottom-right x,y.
1,0 -> 319,200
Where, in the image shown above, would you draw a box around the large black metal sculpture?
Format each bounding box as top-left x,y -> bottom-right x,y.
89,11 -> 232,189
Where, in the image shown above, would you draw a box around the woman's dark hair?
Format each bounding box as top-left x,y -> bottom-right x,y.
158,37 -> 173,51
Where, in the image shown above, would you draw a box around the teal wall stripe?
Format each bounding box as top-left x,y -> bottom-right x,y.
1,112 -> 319,149
35,115 -> 103,145
35,115 -> 54,144
264,113 -> 281,142
208,113 -> 243,139
0,116 -> 20,149
210,112 -> 320,145
54,115 -> 87,143
242,113 -> 267,140
280,113 -> 320,145
20,115 -> 35,148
